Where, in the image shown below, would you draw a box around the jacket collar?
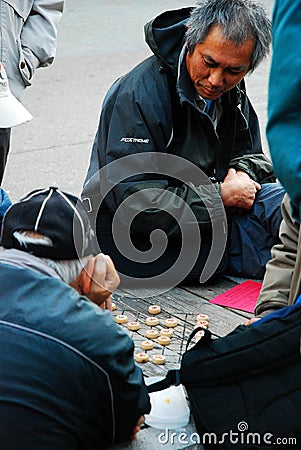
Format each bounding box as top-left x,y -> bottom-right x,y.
0,248 -> 60,279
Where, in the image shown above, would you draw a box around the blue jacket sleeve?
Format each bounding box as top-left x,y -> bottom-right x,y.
267,0 -> 301,221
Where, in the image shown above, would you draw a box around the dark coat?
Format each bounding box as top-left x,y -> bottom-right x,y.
83,7 -> 275,282
0,263 -> 150,449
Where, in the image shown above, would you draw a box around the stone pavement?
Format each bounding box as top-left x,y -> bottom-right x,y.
2,1 -> 275,449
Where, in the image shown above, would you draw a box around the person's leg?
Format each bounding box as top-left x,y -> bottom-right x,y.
227,183 -> 286,279
0,128 -> 11,184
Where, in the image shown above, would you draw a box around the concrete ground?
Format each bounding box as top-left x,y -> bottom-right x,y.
2,0 -> 275,202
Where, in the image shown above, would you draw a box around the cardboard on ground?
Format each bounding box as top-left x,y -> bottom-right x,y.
209,280 -> 262,313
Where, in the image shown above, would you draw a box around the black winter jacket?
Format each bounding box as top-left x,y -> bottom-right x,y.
83,7 -> 275,282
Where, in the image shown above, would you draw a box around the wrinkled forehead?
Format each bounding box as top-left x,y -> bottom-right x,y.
195,25 -> 254,67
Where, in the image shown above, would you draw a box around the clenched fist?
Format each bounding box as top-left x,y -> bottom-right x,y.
221,168 -> 261,210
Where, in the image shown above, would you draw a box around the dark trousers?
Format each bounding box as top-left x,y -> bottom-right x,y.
0,128 -> 11,184
96,183 -> 285,285
228,183 -> 286,279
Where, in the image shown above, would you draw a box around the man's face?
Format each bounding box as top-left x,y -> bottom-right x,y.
186,25 -> 255,100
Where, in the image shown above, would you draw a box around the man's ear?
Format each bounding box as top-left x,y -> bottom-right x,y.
70,258 -> 93,295
79,258 -> 93,294
185,39 -> 193,55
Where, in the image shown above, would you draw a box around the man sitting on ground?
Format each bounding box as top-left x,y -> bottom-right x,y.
83,0 -> 284,287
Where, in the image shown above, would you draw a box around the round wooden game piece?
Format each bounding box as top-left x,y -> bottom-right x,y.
194,330 -> 205,342
135,352 -> 149,363
196,314 -> 209,323
111,302 -> 116,312
196,320 -> 209,328
157,335 -> 171,346
145,316 -> 159,327
115,314 -> 128,324
148,305 -> 161,315
160,328 -> 174,338
127,321 -> 140,331
164,318 -> 178,328
141,340 -> 155,350
145,329 -> 159,339
152,354 -> 166,365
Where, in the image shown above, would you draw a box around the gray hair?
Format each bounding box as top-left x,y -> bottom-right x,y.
41,256 -> 90,285
185,0 -> 271,72
13,230 -> 90,284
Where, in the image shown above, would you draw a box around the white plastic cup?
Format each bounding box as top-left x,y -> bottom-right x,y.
145,377 -> 190,429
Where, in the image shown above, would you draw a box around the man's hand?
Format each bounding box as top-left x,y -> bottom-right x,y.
71,254 -> 120,309
221,168 -> 261,210
244,317 -> 261,325
131,416 -> 145,440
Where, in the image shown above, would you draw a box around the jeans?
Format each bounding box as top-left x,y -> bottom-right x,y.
227,183 -> 286,279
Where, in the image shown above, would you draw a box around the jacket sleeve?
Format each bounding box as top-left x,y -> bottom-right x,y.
97,319 -> 151,443
20,0 -> 64,77
229,86 -> 276,184
85,70 -> 226,239
255,195 -> 299,316
73,297 -> 151,444
229,153 -> 275,184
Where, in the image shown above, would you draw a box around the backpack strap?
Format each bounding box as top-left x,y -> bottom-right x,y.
185,326 -> 212,351
147,369 -> 181,393
147,327 -> 212,393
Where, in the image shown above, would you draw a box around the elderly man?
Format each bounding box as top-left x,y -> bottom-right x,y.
0,187 -> 150,449
83,0 -> 285,286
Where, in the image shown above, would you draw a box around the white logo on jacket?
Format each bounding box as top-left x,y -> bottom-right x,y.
120,137 -> 150,144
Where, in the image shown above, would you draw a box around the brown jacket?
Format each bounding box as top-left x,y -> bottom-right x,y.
255,194 -> 301,316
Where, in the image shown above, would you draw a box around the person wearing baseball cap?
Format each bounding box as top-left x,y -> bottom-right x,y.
0,186 -> 150,449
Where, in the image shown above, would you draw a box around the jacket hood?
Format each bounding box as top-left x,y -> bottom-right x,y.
144,7 -> 192,74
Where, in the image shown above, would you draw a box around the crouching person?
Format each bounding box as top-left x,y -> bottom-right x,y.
0,187 -> 150,449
